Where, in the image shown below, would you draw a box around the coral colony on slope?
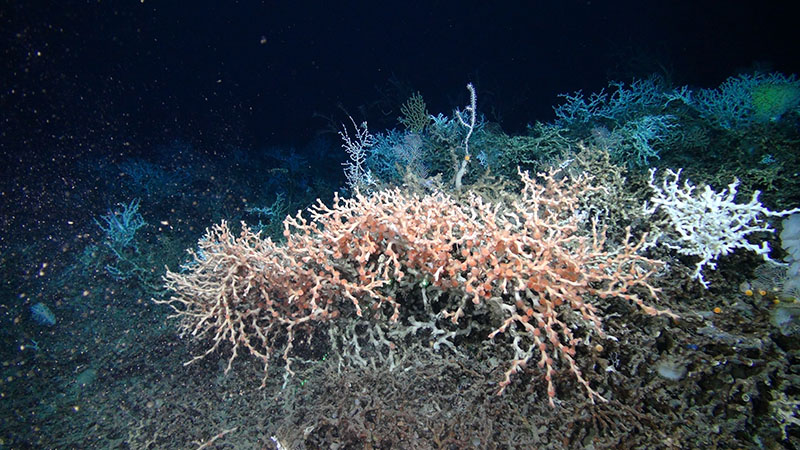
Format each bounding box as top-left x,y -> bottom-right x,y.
148,79 -> 800,447
3,9 -> 800,446
5,72 -> 800,448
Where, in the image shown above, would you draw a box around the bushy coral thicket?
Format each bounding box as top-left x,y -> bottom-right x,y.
159,169 -> 674,405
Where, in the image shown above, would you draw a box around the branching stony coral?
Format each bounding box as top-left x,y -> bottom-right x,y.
644,168 -> 800,287
692,72 -> 800,129
159,168 -> 674,406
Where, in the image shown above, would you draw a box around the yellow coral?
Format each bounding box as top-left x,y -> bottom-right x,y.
398,92 -> 430,132
751,82 -> 800,122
